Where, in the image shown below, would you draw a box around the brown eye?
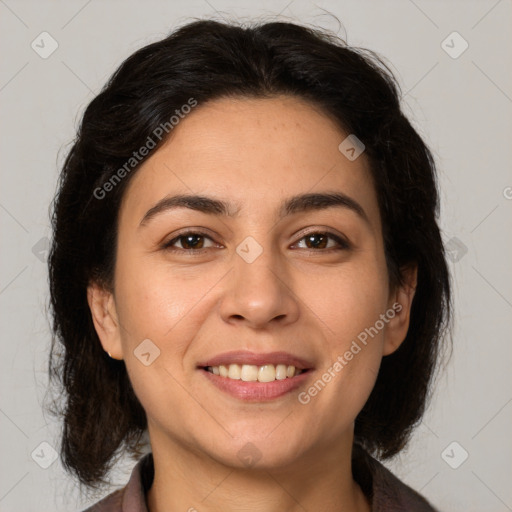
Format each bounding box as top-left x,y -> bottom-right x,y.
304,233 -> 329,249
295,232 -> 350,251
163,231 -> 216,252
177,234 -> 205,250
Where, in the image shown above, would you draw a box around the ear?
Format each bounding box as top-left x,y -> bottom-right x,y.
382,265 -> 418,356
87,280 -> 124,360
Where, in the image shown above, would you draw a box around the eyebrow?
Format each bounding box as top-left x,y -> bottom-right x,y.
139,191 -> 370,227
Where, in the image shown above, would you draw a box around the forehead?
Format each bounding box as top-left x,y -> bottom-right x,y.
120,95 -> 380,227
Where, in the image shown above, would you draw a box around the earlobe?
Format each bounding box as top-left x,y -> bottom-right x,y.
87,281 -> 124,360
383,265 -> 418,356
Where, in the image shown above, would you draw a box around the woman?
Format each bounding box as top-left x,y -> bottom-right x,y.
47,18 -> 451,512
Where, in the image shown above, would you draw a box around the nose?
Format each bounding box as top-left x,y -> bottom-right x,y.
218,241 -> 300,329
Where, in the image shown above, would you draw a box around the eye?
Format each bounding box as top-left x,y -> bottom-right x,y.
162,231 -> 217,252
293,231 -> 350,252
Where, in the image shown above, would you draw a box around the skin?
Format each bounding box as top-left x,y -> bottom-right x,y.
88,95 -> 417,512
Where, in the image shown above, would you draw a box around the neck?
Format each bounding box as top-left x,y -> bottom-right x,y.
146,427 -> 371,512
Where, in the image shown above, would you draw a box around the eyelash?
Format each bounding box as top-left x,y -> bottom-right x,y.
161,230 -> 351,255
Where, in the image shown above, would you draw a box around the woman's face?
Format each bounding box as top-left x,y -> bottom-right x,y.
89,95 -> 415,469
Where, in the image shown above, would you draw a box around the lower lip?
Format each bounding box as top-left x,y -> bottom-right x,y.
200,368 -> 312,401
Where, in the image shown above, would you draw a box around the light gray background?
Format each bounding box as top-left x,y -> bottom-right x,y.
1,1 -> 511,511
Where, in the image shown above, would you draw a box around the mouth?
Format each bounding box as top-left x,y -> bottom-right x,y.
196,350 -> 314,401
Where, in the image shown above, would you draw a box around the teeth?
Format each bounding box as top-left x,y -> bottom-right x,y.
228,364 -> 241,380
205,363 -> 305,382
258,364 -> 276,383
275,364 -> 288,380
240,364 -> 258,382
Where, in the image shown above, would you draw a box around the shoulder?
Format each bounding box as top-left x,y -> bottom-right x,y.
80,452 -> 153,512
81,488 -> 124,512
352,444 -> 440,512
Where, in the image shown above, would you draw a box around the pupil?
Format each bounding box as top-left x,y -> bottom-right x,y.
183,235 -> 203,249
307,234 -> 326,249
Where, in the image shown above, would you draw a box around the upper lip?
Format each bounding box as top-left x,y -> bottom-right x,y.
197,350 -> 315,370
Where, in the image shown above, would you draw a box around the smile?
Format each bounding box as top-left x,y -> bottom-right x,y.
204,363 -> 306,382
197,350 -> 314,401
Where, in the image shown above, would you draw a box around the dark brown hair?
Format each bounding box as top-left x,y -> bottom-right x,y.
46,18 -> 451,492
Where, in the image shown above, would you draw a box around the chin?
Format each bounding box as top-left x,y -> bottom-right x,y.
206,432 -> 305,471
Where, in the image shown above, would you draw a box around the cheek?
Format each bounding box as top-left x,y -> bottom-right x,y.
115,273 -> 189,347
293,256 -> 389,411
114,252 -> 230,365
113,257 -> 224,426
298,258 -> 389,348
